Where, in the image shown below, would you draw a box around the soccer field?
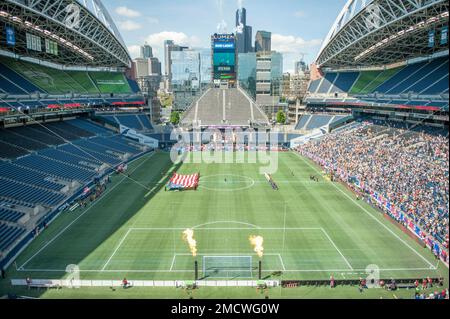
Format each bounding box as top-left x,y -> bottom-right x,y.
4,151 -> 447,292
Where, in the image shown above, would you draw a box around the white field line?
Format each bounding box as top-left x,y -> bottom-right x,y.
101,229 -> 132,271
17,267 -> 437,273
129,227 -> 323,231
294,152 -> 437,270
18,153 -> 156,270
320,228 -> 354,270
278,254 -> 287,271
169,255 -> 176,271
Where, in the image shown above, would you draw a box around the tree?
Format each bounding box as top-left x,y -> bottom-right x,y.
276,110 -> 286,124
170,111 -> 181,125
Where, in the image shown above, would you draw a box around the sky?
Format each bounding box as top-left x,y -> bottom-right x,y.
103,0 -> 348,73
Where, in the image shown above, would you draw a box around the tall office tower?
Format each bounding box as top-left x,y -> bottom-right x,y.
236,8 -> 253,53
295,60 -> 308,75
255,31 -> 272,53
164,40 -> 188,91
140,44 -> 153,59
149,57 -> 162,76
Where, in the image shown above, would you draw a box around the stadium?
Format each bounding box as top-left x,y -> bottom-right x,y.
0,0 -> 448,301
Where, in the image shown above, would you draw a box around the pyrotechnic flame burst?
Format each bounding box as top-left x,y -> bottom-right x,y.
249,235 -> 264,258
183,229 -> 197,257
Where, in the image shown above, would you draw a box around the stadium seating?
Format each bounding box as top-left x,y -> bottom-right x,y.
295,114 -> 350,131
0,177 -> 67,206
309,56 -> 449,98
127,79 -> 141,93
296,119 -> 449,246
0,208 -> 25,223
316,73 -> 338,94
69,119 -> 115,136
89,72 -> 132,94
0,163 -> 66,192
0,56 -> 133,96
332,72 -> 360,93
377,57 -> 448,95
0,223 -> 26,252
98,113 -> 154,132
0,61 -> 44,95
307,80 -> 321,94
295,115 -> 312,130
0,119 -> 147,213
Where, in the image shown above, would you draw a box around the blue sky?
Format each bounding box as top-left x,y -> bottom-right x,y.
103,0 -> 347,73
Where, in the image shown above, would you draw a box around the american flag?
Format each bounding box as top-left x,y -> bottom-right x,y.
168,173 -> 200,189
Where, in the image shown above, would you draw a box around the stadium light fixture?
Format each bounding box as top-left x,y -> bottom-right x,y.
355,11 -> 449,62
2,14 -> 94,61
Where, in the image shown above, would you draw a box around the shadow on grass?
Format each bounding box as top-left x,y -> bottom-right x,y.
0,151 -> 182,298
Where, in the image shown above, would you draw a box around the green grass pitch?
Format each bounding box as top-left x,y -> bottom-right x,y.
1,151 -> 447,298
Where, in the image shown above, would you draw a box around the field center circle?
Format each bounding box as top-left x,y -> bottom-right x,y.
200,174 -> 255,192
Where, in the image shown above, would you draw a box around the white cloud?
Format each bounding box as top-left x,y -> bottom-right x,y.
144,31 -> 202,49
272,34 -> 322,54
115,6 -> 141,18
118,20 -> 142,31
272,34 -> 322,72
127,45 -> 141,59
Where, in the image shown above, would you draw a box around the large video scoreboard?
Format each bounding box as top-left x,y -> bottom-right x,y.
212,34 -> 237,84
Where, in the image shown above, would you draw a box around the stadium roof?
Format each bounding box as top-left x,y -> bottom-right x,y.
316,0 -> 449,69
0,0 -> 131,68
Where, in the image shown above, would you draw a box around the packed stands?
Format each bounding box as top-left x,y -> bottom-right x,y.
296,120 -> 449,250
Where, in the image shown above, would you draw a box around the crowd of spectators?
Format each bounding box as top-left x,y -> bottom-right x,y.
296,120 -> 449,249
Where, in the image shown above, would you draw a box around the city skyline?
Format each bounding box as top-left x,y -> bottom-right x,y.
104,0 -> 347,73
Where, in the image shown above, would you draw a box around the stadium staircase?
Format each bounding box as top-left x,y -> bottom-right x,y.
181,87 -> 269,128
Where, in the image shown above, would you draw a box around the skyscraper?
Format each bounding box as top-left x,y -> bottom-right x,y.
236,8 -> 253,54
295,60 -> 308,75
255,31 -> 271,53
140,44 -> 153,59
164,40 -> 188,91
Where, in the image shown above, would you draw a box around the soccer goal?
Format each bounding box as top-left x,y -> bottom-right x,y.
202,256 -> 253,278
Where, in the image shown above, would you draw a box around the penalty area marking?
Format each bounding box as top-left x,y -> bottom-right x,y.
101,226 -> 350,273
18,152 -> 156,270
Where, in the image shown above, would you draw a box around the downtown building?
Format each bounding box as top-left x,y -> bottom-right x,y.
255,31 -> 272,53
235,8 -> 253,54
164,40 -> 188,92
133,45 -> 163,123
171,48 -> 211,111
255,51 -> 286,120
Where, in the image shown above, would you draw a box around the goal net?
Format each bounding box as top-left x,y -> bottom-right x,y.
202,256 -> 253,278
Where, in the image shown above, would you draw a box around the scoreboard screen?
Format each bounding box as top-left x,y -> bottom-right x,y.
212,34 -> 236,81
